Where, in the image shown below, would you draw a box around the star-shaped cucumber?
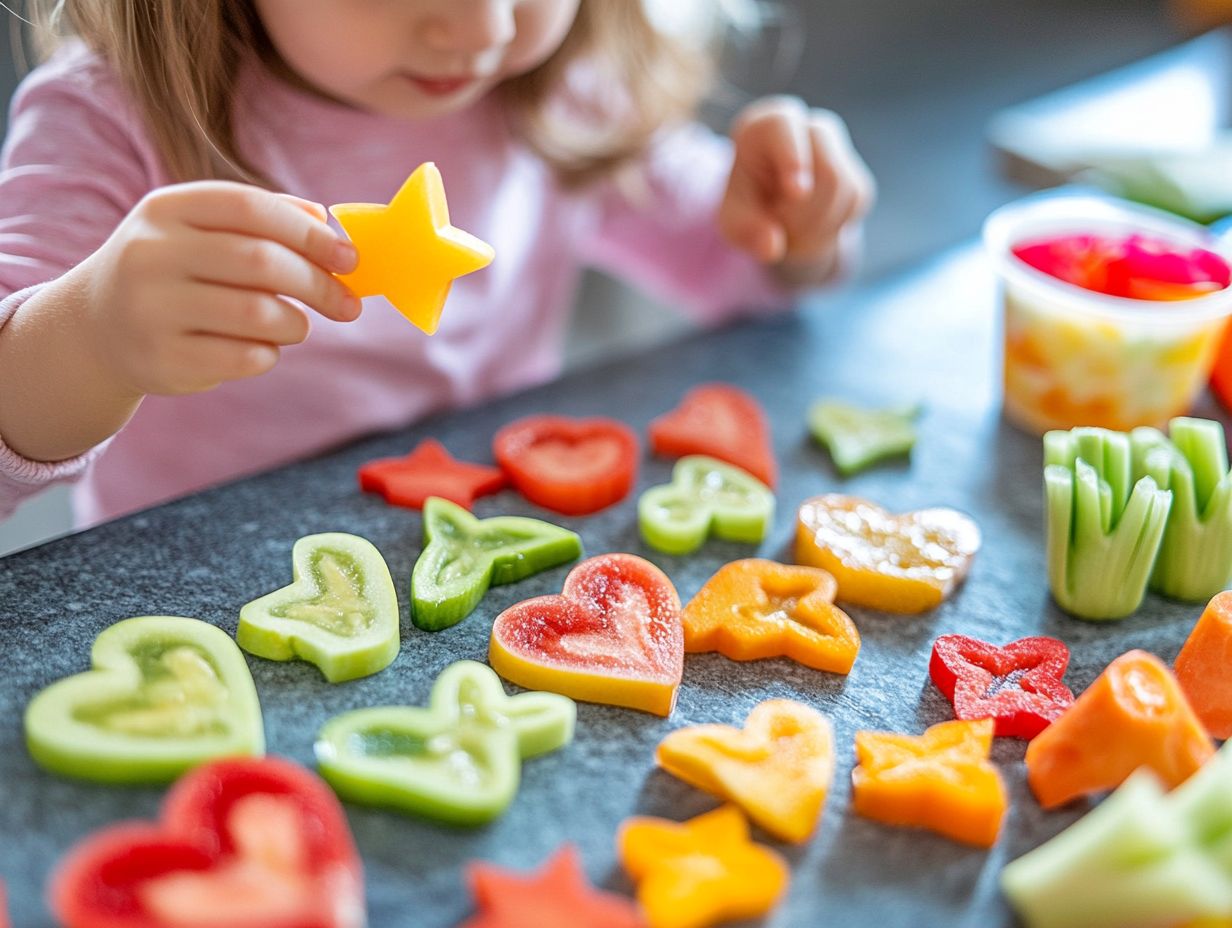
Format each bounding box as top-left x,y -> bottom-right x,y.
237,532 -> 400,683
807,399 -> 920,476
681,558 -> 860,674
330,162 -> 494,334
618,805 -> 788,928
461,845 -> 644,928
359,439 -> 506,510
411,497 -> 582,631
25,616 -> 264,784
315,660 -> 575,825
638,456 -> 774,556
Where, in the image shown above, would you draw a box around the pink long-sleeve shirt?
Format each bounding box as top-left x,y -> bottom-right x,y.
0,43 -> 789,528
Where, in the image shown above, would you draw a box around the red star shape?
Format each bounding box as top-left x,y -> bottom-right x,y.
461,845 -> 645,928
358,439 -> 506,510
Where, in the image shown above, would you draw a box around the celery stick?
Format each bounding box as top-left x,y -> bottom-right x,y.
1131,418 -> 1232,602
1045,428 -> 1172,621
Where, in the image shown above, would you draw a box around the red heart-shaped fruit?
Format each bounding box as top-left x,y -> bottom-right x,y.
489,554 -> 683,716
49,757 -> 364,928
649,384 -> 777,487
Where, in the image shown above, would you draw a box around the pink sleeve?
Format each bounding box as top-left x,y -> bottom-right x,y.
575,122 -> 793,323
0,48 -> 156,518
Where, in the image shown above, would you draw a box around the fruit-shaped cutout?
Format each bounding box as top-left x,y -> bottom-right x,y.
1176,591 -> 1232,740
807,399 -> 919,476
358,439 -> 506,510
1026,649 -> 1215,809
411,497 -> 582,631
237,532 -> 400,683
929,634 -> 1074,739
648,383 -> 777,487
48,757 -> 364,928
315,660 -> 575,825
493,415 -> 640,516
25,616 -> 264,784
681,559 -> 859,674
656,699 -> 834,843
618,805 -> 788,928
489,554 -> 683,716
852,718 -> 1007,847
461,845 -> 645,928
330,161 -> 494,334
795,494 -> 981,613
638,456 -> 774,556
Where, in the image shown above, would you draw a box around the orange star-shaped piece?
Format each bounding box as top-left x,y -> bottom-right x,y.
852,718 -> 1007,847
461,845 -> 645,928
618,806 -> 788,928
358,439 -> 506,510
330,162 -> 494,334
682,558 -> 860,674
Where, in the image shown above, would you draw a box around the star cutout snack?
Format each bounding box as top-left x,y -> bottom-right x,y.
461,845 -> 644,928
852,718 -> 1007,847
1026,649 -> 1214,809
681,558 -> 860,674
929,634 -> 1074,739
656,699 -> 835,843
315,660 -> 575,826
359,439 -> 506,510
236,532 -> 400,683
411,496 -> 582,631
330,162 -> 494,334
807,398 -> 920,476
618,805 -> 788,928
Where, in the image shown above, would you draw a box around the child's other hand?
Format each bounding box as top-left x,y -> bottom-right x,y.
720,96 -> 874,285
76,181 -> 361,396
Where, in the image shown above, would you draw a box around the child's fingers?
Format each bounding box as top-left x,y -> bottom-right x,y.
184,284 -> 312,347
152,333 -> 282,394
734,96 -> 815,199
808,112 -> 875,230
276,194 -> 330,224
182,229 -> 361,323
719,173 -> 788,263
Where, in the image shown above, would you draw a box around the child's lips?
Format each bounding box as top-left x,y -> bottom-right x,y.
405,74 -> 478,96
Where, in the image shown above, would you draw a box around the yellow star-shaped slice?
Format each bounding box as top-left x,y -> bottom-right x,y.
329,162 -> 494,334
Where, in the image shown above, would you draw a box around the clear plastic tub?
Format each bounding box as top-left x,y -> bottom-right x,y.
983,193 -> 1232,435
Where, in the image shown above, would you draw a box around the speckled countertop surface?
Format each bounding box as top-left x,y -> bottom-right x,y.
0,245 -> 1219,927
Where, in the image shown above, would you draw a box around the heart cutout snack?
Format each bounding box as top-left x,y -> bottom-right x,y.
315,660 -> 575,826
649,383 -> 778,487
795,494 -> 981,613
657,699 -> 835,843
25,616 -> 264,784
494,415 -> 639,516
489,553 -> 683,716
49,757 -> 364,928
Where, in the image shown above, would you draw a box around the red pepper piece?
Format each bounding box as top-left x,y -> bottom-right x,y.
359,438 -> 506,510
461,845 -> 645,928
49,757 -> 364,928
929,634 -> 1075,740
649,384 -> 777,488
494,415 -> 639,516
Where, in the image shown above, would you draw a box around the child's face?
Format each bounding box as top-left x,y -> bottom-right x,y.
254,0 -> 581,118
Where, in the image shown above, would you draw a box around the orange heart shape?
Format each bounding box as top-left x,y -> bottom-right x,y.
795,494 -> 981,613
657,699 -> 834,843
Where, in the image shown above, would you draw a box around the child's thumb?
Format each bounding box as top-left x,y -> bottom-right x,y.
720,197 -> 787,264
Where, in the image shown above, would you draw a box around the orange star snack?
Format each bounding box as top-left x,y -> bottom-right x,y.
681,559 -> 860,674
618,806 -> 788,928
795,494 -> 981,613
656,699 -> 834,843
851,718 -> 1007,847
1026,649 -> 1215,809
461,845 -> 644,928
330,162 -> 494,334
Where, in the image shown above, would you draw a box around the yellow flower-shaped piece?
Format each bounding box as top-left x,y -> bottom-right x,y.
618,806 -> 788,928
329,162 -> 494,334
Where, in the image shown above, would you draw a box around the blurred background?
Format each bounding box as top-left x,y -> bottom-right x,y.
0,0 -> 1215,553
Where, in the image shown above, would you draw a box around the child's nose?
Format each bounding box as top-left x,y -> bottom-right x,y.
422,0 -> 517,54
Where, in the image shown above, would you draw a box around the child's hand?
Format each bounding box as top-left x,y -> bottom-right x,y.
76,181 -> 361,396
719,96 -> 874,285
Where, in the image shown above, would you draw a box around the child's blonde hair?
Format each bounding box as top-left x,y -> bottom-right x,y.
22,1 -> 735,188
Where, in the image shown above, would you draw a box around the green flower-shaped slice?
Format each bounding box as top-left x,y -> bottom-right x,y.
807,399 -> 920,476
638,455 -> 775,556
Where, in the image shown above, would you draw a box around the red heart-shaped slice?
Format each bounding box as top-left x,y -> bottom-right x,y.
649,384 -> 777,487
494,416 -> 640,516
50,757 -> 364,928
489,554 -> 683,716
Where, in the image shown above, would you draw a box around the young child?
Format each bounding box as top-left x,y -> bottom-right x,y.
0,0 -> 873,528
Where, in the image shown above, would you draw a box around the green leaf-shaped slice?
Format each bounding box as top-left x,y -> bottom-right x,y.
411,497 -> 583,631
807,399 -> 920,476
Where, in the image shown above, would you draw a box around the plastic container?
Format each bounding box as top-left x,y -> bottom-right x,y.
983,193 -> 1232,435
